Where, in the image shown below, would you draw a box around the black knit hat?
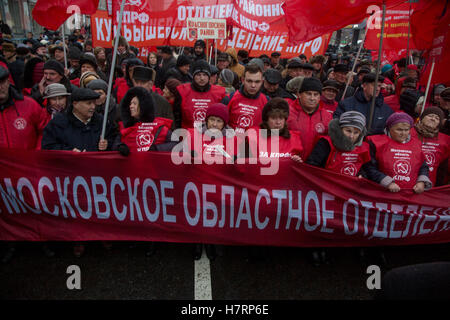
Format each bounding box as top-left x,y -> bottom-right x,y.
176,55 -> 191,67
71,87 -> 100,101
299,77 -> 322,94
192,59 -> 211,77
44,59 -> 65,76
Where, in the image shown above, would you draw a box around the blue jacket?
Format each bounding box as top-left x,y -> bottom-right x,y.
334,89 -> 394,135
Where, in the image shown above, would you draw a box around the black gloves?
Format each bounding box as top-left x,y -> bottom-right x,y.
118,143 -> 130,156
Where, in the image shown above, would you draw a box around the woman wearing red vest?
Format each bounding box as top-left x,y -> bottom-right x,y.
115,86 -> 175,256
117,86 -> 175,155
306,111 -> 370,266
411,107 -> 450,186
185,103 -> 237,261
246,97 -> 303,160
307,111 -> 371,177
366,112 -> 432,193
187,103 -> 238,164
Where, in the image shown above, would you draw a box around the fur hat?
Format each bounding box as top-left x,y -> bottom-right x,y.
286,76 -> 305,94
262,97 -> 290,122
79,71 -> 100,88
120,86 -> 155,127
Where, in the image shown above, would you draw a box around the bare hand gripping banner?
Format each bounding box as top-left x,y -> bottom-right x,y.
0,148 -> 449,247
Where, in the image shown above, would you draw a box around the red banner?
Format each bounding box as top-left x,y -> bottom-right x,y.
365,2 -> 417,51
283,0 -> 405,45
1,149 -> 449,247
91,5 -> 330,59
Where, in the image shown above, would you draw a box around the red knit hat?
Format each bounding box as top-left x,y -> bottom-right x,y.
206,103 -> 229,124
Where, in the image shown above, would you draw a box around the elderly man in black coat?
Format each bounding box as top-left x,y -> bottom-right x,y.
42,87 -> 118,151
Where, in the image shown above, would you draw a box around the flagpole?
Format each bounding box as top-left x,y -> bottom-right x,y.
368,2 -> 386,133
61,23 -> 68,70
420,58 -> 435,116
406,0 -> 412,66
101,0 -> 126,140
341,22 -> 369,101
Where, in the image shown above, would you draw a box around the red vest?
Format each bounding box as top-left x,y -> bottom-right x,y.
114,78 -> 130,104
368,134 -> 425,188
0,96 -> 49,150
119,117 -> 172,152
228,91 -> 268,134
247,128 -> 303,159
287,99 -> 332,159
187,128 -> 238,162
319,98 -> 338,115
323,136 -> 371,176
384,94 -> 401,112
177,83 -> 226,129
411,128 -> 450,185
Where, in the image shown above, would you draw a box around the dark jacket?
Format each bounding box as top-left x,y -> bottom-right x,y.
261,86 -> 295,100
42,108 -> 118,151
334,90 -> 394,136
164,67 -> 193,85
336,81 -> 355,101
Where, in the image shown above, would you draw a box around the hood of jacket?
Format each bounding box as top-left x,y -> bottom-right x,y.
225,48 -> 238,66
328,118 -> 366,151
119,86 -> 155,128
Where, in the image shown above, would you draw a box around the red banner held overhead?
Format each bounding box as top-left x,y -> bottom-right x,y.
91,8 -> 330,59
1,149 -> 449,247
283,0 -> 405,45
32,0 -> 100,31
365,2 -> 417,51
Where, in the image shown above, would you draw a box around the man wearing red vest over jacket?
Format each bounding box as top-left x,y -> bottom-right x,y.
287,77 -> 332,159
224,64 -> 268,134
0,66 -> 48,149
174,59 -> 226,129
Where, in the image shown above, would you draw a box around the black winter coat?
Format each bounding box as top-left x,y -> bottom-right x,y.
334,90 -> 394,136
42,110 -> 118,151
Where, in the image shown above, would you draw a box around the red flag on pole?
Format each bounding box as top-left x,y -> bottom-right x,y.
283,0 -> 404,45
32,0 -> 99,31
410,0 -> 448,50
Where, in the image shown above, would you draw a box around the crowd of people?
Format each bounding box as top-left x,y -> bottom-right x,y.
0,28 -> 449,265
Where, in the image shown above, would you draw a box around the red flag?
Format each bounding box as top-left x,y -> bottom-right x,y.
283,0 -> 404,45
410,0 -> 447,50
32,0 -> 99,31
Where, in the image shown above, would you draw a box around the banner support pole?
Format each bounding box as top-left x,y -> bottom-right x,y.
101,0 -> 126,140
368,2 -> 386,133
341,22 -> 369,101
420,58 -> 435,116
61,23 -> 68,70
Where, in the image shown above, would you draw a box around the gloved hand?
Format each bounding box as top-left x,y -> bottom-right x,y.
118,143 -> 130,156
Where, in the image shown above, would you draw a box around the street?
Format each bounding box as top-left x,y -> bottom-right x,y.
1,241 -> 449,300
